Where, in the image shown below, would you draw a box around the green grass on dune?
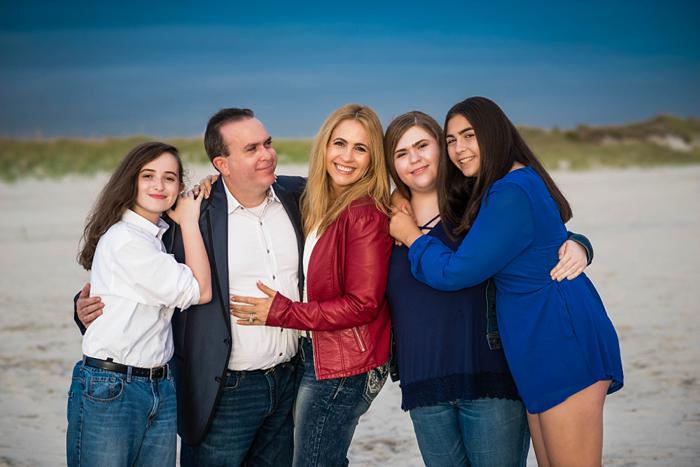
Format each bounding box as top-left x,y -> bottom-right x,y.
0,137 -> 312,181
1,115 -> 699,181
520,127 -> 700,170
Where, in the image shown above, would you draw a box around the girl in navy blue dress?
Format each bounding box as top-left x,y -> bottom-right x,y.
389,98 -> 623,467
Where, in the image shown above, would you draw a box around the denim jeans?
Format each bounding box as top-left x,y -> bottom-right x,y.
66,360 -> 177,467
293,338 -> 388,467
181,358 -> 297,467
409,398 -> 530,467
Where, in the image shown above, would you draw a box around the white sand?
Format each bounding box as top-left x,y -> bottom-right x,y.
1,165 -> 699,466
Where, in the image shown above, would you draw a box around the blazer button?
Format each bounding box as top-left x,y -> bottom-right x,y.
223,338 -> 230,345
214,376 -> 222,383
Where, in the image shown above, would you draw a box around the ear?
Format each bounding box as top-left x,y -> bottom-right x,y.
212,156 -> 228,176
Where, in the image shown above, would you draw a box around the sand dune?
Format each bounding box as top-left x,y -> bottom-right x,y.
1,165 -> 698,466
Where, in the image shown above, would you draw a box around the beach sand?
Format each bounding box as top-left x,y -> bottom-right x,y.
1,165 -> 698,466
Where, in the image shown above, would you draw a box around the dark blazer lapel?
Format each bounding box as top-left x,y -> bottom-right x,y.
273,181 -> 305,298
203,179 -> 231,328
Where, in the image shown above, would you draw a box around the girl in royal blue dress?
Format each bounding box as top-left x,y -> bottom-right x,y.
389,97 -> 623,467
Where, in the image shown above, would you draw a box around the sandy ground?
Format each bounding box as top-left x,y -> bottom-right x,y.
1,164 -> 699,466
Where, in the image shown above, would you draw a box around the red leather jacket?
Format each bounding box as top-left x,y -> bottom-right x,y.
266,198 -> 392,380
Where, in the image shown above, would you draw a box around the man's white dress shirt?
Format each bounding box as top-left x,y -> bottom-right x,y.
82,209 -> 200,368
224,181 -> 300,371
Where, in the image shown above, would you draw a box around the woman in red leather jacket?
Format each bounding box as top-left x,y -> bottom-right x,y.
231,103 -> 393,466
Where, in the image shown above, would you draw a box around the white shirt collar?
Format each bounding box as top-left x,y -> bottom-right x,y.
222,180 -> 280,215
121,209 -> 170,239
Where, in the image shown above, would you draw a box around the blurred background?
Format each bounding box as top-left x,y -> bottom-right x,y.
1,0 -> 699,178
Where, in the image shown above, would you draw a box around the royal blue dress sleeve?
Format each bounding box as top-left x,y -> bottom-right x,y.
408,181 -> 535,291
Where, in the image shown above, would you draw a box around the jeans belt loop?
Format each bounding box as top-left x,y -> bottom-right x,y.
126,365 -> 133,383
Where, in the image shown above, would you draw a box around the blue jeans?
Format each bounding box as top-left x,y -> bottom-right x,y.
293,338 -> 388,467
66,360 -> 177,467
181,358 -> 297,466
409,398 -> 530,467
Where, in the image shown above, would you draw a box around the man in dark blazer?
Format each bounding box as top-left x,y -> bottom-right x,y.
75,108 -> 306,466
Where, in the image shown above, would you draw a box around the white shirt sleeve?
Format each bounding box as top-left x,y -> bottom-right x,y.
110,236 -> 201,310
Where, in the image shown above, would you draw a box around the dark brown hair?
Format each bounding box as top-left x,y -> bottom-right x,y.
77,142 -> 182,270
204,108 -> 255,162
439,96 -> 572,235
384,111 -> 444,200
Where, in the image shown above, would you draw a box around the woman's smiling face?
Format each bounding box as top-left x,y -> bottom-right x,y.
325,119 -> 371,196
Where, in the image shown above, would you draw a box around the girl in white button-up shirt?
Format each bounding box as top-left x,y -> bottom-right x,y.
67,142 -> 211,467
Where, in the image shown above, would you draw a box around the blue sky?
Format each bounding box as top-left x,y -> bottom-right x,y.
1,1 -> 698,138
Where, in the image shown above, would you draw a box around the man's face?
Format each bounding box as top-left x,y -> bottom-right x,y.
214,117 -> 277,200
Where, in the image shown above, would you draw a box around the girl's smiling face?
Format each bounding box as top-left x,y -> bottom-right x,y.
446,114 -> 481,177
393,125 -> 440,194
133,152 -> 181,223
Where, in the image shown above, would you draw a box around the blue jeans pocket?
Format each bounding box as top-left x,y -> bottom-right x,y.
83,370 -> 125,403
362,363 -> 388,404
222,372 -> 240,391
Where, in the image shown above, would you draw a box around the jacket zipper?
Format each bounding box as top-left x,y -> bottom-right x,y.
352,327 -> 366,352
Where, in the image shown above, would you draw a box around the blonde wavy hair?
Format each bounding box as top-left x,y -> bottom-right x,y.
301,104 -> 391,235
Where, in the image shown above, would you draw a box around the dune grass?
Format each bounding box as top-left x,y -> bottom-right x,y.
0,137 -> 313,181
1,115 -> 699,181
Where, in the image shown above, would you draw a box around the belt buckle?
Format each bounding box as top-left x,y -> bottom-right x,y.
149,366 -> 164,380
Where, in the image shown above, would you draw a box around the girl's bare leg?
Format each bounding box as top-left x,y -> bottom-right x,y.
527,410 -> 551,467
538,380 -> 609,466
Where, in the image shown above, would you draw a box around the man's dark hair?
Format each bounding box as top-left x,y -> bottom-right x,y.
204,108 -> 255,161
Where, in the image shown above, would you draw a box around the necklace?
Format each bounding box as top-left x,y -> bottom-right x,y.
418,213 -> 440,231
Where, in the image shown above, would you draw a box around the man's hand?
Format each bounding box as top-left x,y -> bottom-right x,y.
77,282 -> 103,328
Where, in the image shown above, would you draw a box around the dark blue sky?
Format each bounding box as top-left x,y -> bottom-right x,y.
1,1 -> 698,138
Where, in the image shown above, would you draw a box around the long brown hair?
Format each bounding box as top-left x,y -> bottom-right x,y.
301,104 -> 391,235
438,96 -> 572,235
77,142 -> 183,270
384,111 -> 444,201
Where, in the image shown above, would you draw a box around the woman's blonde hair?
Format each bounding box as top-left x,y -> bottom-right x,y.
301,103 -> 391,235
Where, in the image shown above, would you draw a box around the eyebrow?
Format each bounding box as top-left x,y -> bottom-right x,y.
244,136 -> 272,151
446,127 -> 474,138
139,168 -> 178,176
